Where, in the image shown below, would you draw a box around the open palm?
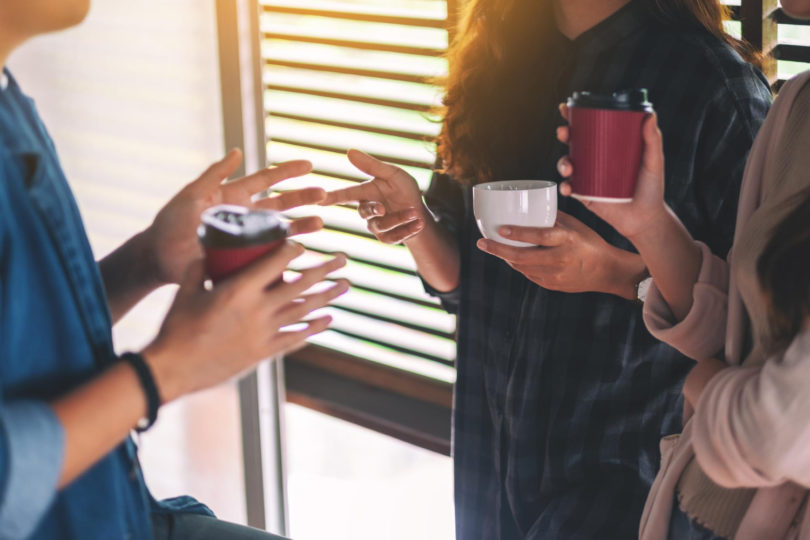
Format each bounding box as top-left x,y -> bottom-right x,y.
147,150 -> 325,285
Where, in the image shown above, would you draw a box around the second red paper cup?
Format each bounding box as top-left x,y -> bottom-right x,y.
567,89 -> 653,202
198,204 -> 289,285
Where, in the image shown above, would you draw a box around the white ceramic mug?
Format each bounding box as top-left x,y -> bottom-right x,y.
472,180 -> 558,247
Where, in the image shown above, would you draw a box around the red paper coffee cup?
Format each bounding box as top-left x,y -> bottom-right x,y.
198,205 -> 289,285
567,89 -> 653,202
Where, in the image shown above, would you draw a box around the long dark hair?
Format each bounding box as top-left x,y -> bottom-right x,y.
758,192 -> 810,347
438,0 -> 759,184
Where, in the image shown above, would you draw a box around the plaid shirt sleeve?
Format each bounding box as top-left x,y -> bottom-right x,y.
690,69 -> 772,256
421,169 -> 465,313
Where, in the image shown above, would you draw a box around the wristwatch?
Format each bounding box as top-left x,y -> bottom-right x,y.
635,272 -> 653,304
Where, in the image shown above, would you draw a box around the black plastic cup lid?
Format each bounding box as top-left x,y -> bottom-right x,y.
198,204 -> 288,249
567,89 -> 653,113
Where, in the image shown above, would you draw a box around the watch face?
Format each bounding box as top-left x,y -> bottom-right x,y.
637,277 -> 653,303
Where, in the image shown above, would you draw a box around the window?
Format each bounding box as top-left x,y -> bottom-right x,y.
726,0 -> 810,85
259,0 -> 459,454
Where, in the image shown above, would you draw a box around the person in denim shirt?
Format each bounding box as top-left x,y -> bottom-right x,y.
0,1 -> 348,539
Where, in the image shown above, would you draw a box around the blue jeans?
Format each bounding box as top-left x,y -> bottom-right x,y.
668,497 -> 727,540
152,513 -> 287,540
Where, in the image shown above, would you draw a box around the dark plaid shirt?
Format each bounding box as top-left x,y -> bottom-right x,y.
423,3 -> 772,539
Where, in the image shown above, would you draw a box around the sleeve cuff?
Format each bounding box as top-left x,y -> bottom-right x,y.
420,276 -> 460,314
643,241 -> 730,360
0,401 -> 65,539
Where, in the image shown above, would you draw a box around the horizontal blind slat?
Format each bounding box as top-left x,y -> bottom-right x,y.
262,1 -> 446,28
264,68 -> 442,110
265,90 -> 440,139
262,0 -> 456,378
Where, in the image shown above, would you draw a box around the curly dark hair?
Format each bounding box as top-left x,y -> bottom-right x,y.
438,0 -> 759,184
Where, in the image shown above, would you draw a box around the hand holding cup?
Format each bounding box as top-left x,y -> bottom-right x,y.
557,103 -> 669,241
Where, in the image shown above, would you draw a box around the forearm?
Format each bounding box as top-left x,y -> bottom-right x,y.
99,231 -> 163,323
51,362 -> 147,488
404,207 -> 460,292
628,205 -> 702,320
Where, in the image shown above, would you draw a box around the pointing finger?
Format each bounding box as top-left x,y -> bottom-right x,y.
347,149 -> 403,180
255,187 -> 326,211
321,181 -> 380,206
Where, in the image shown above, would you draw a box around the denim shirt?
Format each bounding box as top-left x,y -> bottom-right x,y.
0,71 -> 210,539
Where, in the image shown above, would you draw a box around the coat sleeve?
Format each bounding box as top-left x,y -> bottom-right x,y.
643,241 -> 730,360
691,330 -> 810,488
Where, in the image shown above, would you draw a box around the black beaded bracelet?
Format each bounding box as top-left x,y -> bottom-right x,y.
120,352 -> 163,432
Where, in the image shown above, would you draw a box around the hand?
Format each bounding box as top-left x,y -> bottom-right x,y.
146,149 -> 326,285
321,149 -> 427,244
143,243 -> 349,402
683,357 -> 727,410
476,211 -> 646,298
556,104 -> 669,240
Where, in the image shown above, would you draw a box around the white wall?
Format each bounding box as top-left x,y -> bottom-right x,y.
10,1 -> 248,525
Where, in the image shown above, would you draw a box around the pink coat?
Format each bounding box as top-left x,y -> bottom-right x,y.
639,71 -> 810,539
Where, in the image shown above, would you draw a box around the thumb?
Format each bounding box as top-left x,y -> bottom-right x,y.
177,258 -> 207,299
641,114 -> 664,175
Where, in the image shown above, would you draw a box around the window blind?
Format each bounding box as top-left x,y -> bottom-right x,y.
260,0 -> 457,385
725,1 -> 810,84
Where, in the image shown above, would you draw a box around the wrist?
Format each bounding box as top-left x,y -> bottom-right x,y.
625,204 -> 673,246
138,227 -> 170,287
606,248 -> 648,301
140,341 -> 183,404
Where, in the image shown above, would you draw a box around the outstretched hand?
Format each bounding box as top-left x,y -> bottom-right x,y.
321,150 -> 427,244
146,149 -> 326,285
556,104 -> 668,240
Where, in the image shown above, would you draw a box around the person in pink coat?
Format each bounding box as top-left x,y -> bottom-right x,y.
552,1 -> 810,537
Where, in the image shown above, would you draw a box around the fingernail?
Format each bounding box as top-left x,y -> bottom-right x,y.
477,239 -> 487,250
501,227 -> 512,236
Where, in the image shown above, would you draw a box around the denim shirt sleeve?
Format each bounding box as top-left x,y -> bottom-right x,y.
0,401 -> 65,539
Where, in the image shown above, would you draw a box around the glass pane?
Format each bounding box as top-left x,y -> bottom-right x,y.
285,404 -> 454,540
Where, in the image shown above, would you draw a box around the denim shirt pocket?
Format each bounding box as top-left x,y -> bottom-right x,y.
18,150 -> 115,362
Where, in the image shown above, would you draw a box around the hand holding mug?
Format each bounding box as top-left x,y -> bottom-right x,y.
321,149 -> 427,244
557,104 -> 669,241
477,211 -> 644,296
